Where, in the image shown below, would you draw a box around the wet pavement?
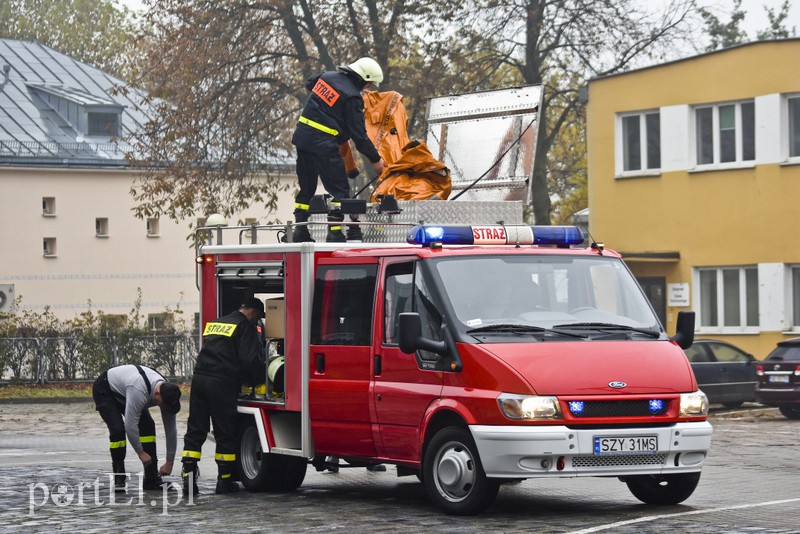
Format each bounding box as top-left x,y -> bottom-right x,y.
0,402 -> 798,533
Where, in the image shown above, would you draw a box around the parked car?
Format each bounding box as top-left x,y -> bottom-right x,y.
755,338 -> 800,419
684,339 -> 758,408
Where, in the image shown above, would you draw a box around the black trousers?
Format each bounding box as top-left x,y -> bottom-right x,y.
182,374 -> 239,477
294,147 -> 350,206
93,372 -> 157,471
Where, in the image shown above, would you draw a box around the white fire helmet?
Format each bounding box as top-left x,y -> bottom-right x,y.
345,57 -> 383,87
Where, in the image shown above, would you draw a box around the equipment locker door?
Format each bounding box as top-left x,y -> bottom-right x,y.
372,258 -> 443,462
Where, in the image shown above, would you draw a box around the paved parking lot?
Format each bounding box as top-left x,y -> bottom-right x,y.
1,401 -> 798,533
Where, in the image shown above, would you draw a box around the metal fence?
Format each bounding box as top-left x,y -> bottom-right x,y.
0,334 -> 199,383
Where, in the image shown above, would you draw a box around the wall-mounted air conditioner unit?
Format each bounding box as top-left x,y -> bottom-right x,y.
0,284 -> 15,312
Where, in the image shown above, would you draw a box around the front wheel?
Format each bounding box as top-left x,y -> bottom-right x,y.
422,426 -> 499,515
625,472 -> 701,505
778,404 -> 800,419
238,422 -> 307,492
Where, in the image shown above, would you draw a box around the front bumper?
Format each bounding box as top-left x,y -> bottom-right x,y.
755,386 -> 800,405
470,421 -> 712,479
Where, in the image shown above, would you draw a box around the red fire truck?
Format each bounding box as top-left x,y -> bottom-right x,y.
194,218 -> 711,515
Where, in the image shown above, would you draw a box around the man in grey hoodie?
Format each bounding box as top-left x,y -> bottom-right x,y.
92,364 -> 182,492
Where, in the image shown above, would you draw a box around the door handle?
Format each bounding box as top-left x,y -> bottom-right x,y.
374,354 -> 381,376
316,353 -> 325,373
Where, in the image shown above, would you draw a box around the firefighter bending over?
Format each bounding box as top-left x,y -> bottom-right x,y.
92,364 -> 182,492
181,298 -> 266,494
291,57 -> 386,243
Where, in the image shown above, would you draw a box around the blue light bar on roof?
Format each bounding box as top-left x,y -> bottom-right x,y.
406,225 -> 584,247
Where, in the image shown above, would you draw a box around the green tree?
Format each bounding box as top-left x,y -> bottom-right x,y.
756,0 -> 797,40
699,0 -> 749,51
0,0 -> 140,78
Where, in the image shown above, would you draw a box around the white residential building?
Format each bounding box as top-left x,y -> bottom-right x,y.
0,39 -> 294,324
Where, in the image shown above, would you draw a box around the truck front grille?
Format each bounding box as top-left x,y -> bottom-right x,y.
572,453 -> 666,468
569,400 -> 668,417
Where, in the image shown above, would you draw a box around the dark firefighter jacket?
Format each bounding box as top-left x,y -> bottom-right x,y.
292,71 -> 381,164
195,310 -> 264,387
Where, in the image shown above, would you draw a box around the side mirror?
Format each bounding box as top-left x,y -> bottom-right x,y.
398,312 -> 447,355
672,311 -> 695,350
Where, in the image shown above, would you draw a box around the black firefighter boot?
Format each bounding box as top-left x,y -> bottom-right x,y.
215,461 -> 239,494
142,458 -> 165,490
112,461 -> 127,493
182,460 -> 200,495
326,211 -> 346,243
291,210 -> 314,243
346,215 -> 363,242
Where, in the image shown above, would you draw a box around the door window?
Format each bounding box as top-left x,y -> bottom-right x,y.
312,264 -> 377,346
384,262 -> 414,345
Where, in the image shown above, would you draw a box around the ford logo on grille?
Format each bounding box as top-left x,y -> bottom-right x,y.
608,381 -> 626,389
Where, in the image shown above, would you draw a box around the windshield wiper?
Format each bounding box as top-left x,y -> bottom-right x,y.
552,322 -> 661,338
467,324 -> 547,334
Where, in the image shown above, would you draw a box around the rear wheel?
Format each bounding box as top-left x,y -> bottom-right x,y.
238,422 -> 307,492
778,404 -> 800,419
422,427 -> 499,515
625,472 -> 701,505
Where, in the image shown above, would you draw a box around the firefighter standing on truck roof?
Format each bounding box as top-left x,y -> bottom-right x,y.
92,364 -> 182,492
291,57 -> 386,243
181,298 -> 266,495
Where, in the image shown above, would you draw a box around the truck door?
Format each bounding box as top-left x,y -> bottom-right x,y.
372,258 -> 443,462
308,261 -> 379,457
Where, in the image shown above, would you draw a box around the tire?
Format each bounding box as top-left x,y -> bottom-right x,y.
625,472 -> 701,505
237,422 -> 307,492
422,426 -> 499,515
778,404 -> 800,419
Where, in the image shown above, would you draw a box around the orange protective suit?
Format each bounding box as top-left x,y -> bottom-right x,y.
363,91 -> 411,164
356,90 -> 451,201
370,140 -> 451,201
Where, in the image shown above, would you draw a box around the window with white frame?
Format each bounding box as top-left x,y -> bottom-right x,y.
43,237 -> 57,257
698,266 -> 758,329
146,218 -> 160,237
695,101 -> 755,166
95,217 -> 109,237
42,197 -> 56,216
620,111 -> 660,172
241,217 -> 258,241
789,96 -> 800,159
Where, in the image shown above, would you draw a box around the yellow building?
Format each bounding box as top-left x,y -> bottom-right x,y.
587,38 -> 800,359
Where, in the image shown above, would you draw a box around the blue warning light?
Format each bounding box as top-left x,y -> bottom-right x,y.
406,225 -> 584,247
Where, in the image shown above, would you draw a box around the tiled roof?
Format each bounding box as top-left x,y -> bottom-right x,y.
0,38 -> 149,167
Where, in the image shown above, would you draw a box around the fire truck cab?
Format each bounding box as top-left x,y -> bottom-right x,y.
195,220 -> 711,515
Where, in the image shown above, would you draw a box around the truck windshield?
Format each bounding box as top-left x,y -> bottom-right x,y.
431,254 -> 661,333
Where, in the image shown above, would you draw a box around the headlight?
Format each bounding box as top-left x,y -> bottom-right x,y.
497,393 -> 562,420
679,390 -> 709,417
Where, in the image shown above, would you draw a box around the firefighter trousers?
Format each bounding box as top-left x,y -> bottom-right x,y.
294,147 -> 350,206
92,372 -> 157,473
182,374 -> 239,478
